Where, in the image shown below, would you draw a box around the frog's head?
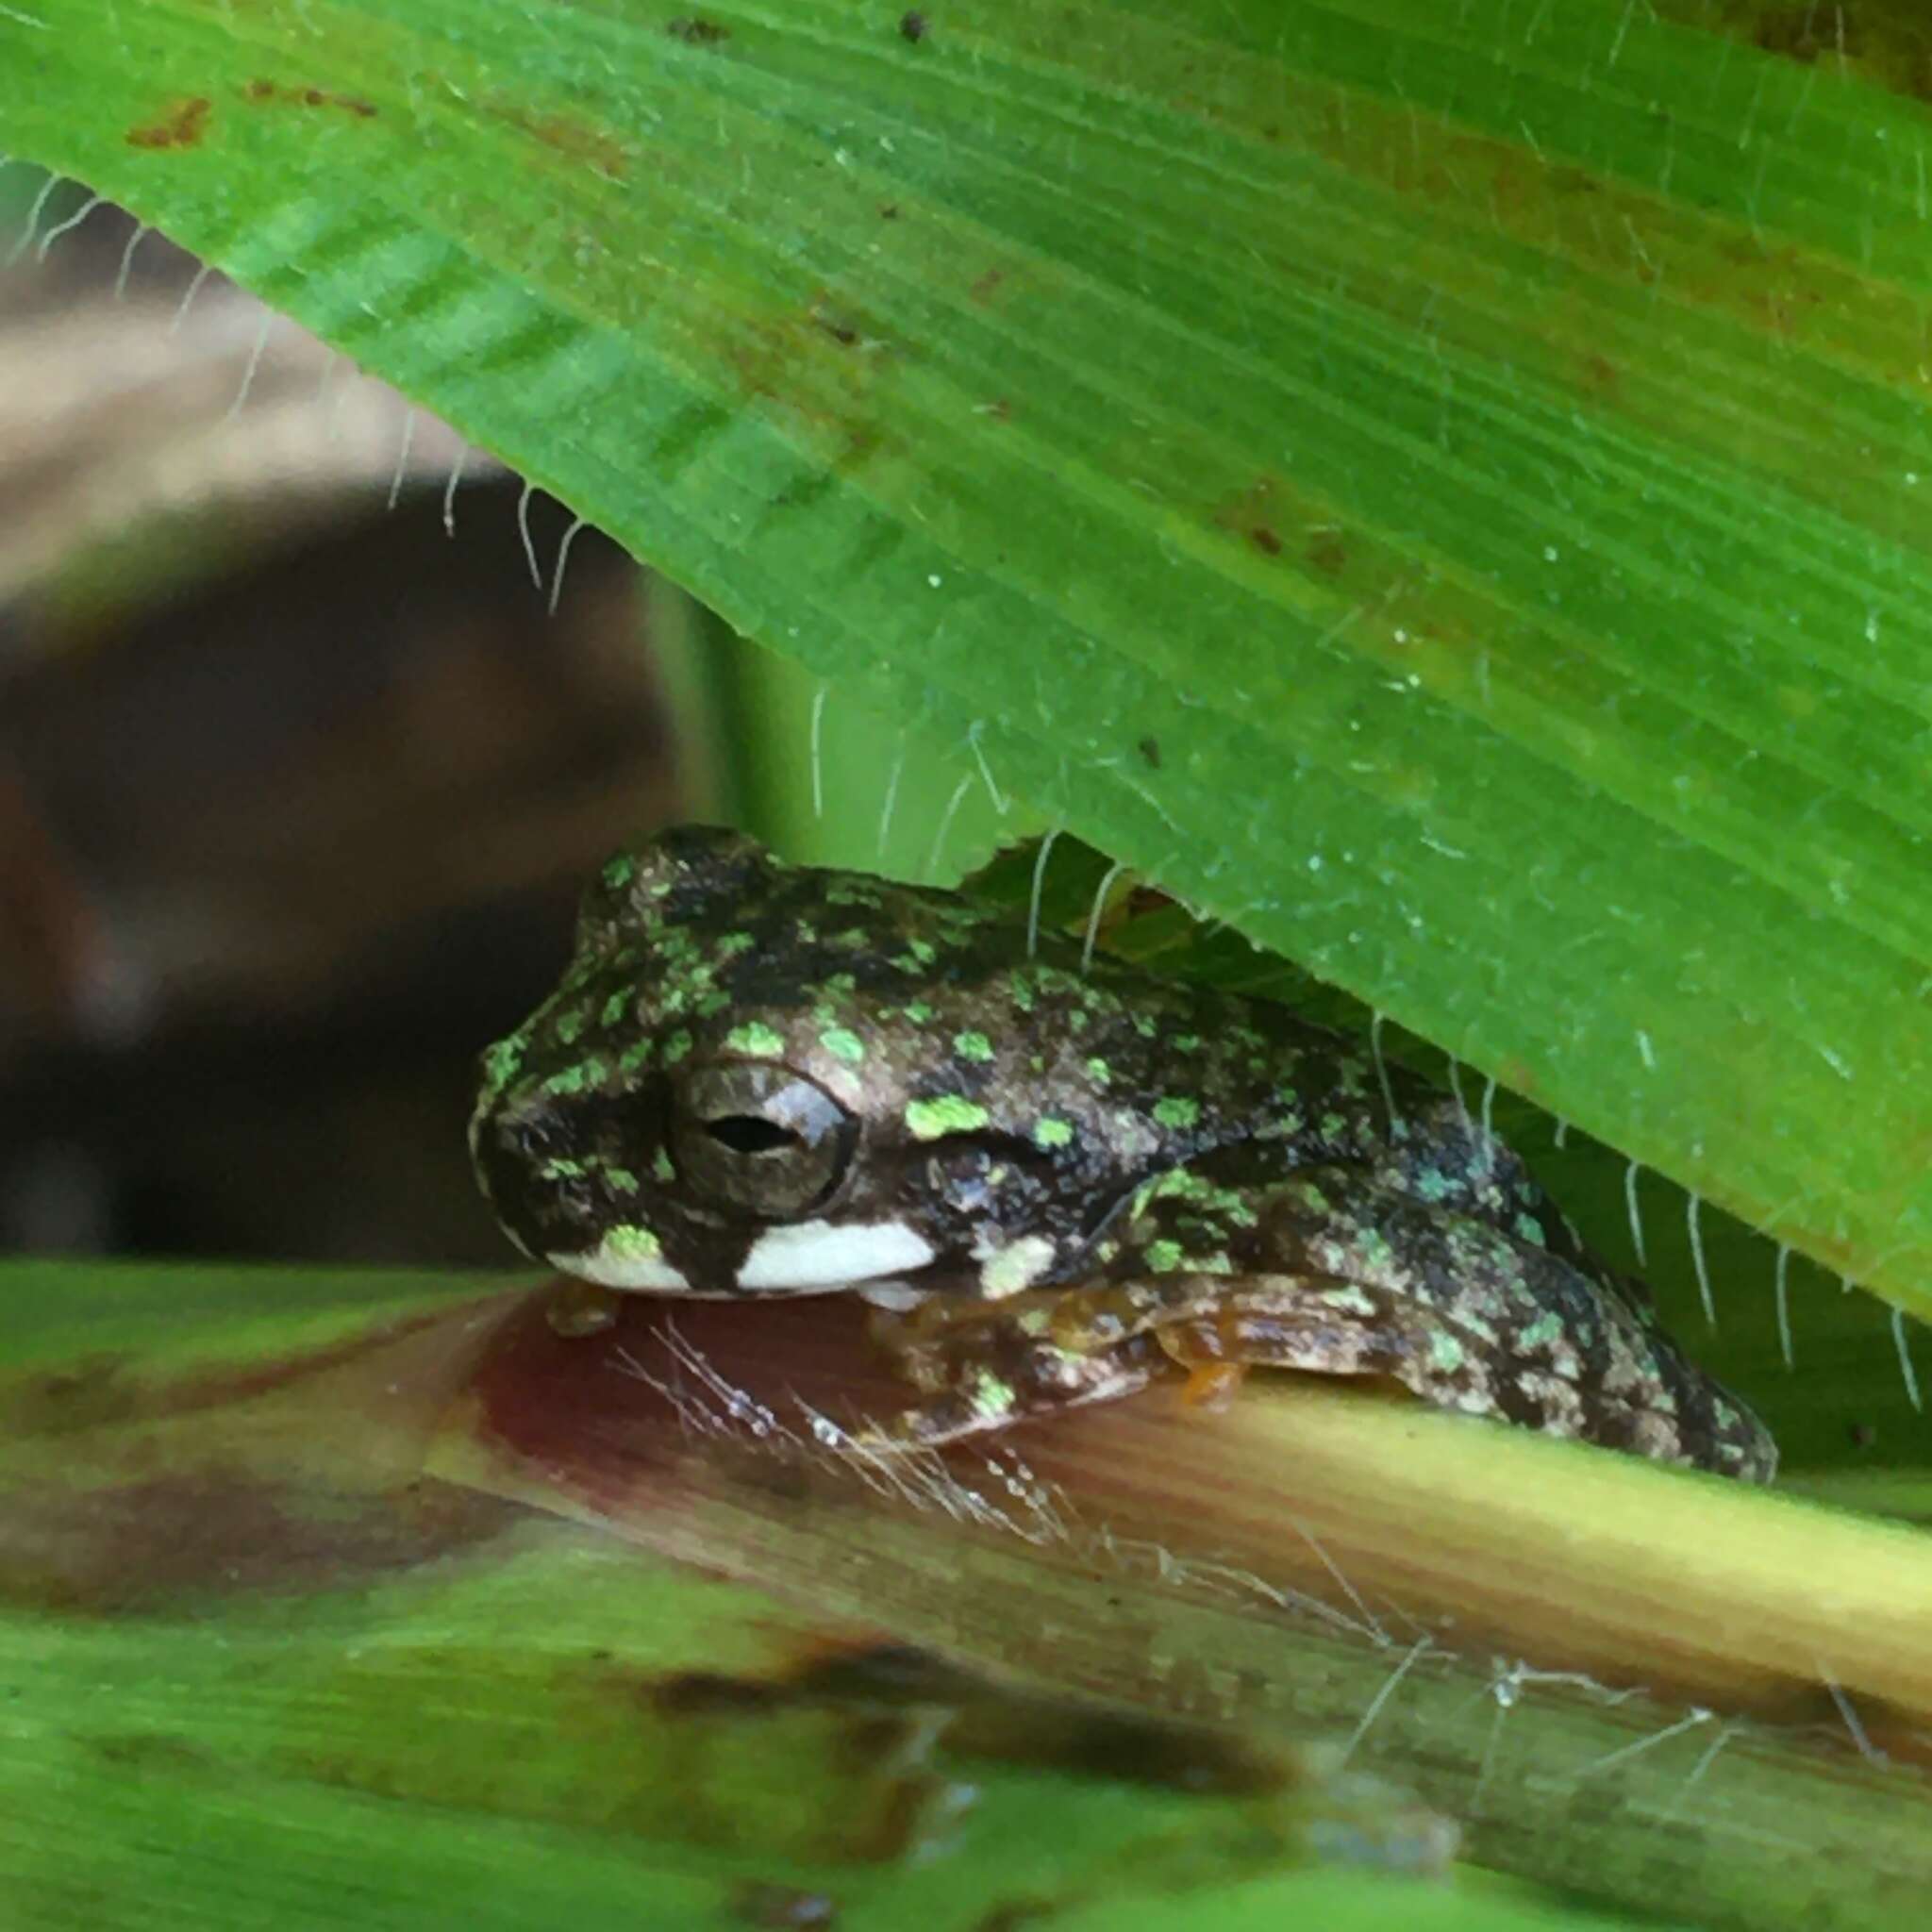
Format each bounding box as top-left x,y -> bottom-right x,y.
471,824 -> 1272,1300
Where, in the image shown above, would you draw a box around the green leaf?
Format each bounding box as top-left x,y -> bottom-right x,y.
7,1 -> 1932,1326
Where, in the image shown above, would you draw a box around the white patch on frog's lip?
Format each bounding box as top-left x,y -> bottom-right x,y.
975,1233 -> 1056,1299
856,1278 -> 932,1312
737,1218 -> 936,1291
547,1218 -> 936,1297
550,1242 -> 693,1292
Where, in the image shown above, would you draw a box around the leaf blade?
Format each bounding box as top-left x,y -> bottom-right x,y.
3,0 -> 1929,1315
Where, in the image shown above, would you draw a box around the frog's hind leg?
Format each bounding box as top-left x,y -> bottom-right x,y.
1048,1274 -> 1451,1415
1069,1160 -> 1777,1480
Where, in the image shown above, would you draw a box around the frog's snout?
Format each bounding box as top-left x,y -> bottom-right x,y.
470,1090 -> 581,1260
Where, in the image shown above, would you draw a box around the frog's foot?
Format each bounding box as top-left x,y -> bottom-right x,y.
546,1277 -> 624,1339
857,1291 -> 1158,1448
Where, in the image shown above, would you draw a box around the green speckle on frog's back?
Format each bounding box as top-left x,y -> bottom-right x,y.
471,824 -> 1775,1481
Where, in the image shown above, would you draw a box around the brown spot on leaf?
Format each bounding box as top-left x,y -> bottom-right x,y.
1137,736 -> 1162,770
1306,527 -> 1348,577
1,1470 -> 524,1612
698,296 -> 900,480
237,80 -> 376,118
668,15 -> 731,43
973,1909 -> 1055,1932
791,1643 -> 1288,1794
969,267 -> 1006,303
475,93 -> 632,176
1580,351 -> 1621,398
1248,525 -> 1283,556
654,1671 -> 787,1716
125,97 -> 211,150
899,9 -> 928,41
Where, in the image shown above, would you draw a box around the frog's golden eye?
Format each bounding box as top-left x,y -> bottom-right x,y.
671,1062 -> 855,1218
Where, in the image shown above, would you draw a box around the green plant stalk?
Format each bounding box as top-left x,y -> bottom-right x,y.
5,1258 -> 1928,1929
676,595 -> 1025,878
4,0 -> 1928,1317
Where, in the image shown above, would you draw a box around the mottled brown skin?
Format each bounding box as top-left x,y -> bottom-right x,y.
471,825 -> 1776,1480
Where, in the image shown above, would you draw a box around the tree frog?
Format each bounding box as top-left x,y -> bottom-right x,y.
471,825 -> 1776,1481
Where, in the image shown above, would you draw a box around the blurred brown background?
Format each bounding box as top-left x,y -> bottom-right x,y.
0,181 -> 681,1266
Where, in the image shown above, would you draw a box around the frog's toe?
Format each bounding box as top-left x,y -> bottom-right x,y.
1177,1358 -> 1248,1413
546,1277 -> 624,1338
846,1394 -> 993,1452
852,1352 -> 1158,1451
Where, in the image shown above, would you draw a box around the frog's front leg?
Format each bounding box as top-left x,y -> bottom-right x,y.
1055,1164 -> 1777,1481
860,1290 -> 1162,1445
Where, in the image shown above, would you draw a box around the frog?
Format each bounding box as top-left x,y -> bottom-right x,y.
470,824 -> 1776,1481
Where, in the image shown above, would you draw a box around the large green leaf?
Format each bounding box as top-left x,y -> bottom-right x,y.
4,0 -> 1929,1323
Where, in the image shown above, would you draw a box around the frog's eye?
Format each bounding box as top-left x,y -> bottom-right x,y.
670,1062 -> 855,1218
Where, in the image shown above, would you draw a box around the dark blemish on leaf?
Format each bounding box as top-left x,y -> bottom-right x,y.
125,97 -> 211,149
478,96 -> 632,176
790,1644 -> 1286,1793
1581,351 -> 1621,397
981,397 -> 1011,422
815,311 -> 862,347
879,204 -> 900,219
1249,525 -> 1283,556
668,15 -> 731,42
734,1884 -> 840,1929
1550,164 -> 1601,196
1307,527 -> 1349,577
652,1671 -> 787,1715
3,1470 -> 524,1611
970,267 -> 1006,303
90,1733 -> 216,1778
1137,737 -> 1162,770
590,1652 -> 946,1861
239,80 -> 376,118
1851,1420 -> 1878,1449
900,9 -> 928,40
973,1910 -> 1057,1932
